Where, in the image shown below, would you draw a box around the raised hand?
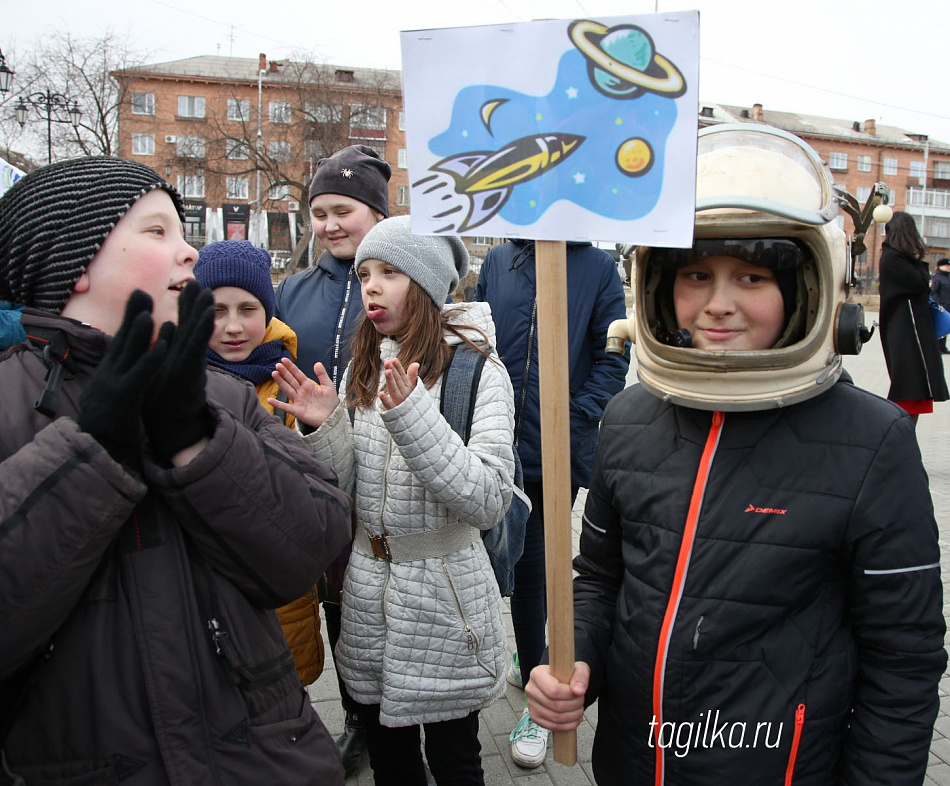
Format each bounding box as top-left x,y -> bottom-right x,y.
143,281 -> 216,464
269,359 -> 340,428
378,359 -> 419,411
77,290 -> 172,468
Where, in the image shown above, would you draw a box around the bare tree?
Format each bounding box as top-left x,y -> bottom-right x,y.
201,52 -> 401,274
0,31 -> 146,164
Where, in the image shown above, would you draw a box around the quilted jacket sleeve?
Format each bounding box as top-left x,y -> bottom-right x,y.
143,377 -> 352,609
841,415 -> 947,785
381,358 -> 515,529
300,400 -> 356,496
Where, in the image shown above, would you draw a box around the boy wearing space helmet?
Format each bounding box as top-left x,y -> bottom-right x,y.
526,125 -> 945,785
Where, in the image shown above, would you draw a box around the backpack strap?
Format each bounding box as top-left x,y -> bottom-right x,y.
440,343 -> 489,444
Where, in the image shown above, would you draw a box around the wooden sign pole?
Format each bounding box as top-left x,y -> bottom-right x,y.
534,239 -> 577,766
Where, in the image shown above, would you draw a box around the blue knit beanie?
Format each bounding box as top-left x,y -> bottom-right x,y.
195,241 -> 275,324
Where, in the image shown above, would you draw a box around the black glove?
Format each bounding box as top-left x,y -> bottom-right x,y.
77,290 -> 172,468
143,281 -> 216,464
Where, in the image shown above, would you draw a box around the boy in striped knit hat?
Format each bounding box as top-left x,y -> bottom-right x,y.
0,156 -> 351,784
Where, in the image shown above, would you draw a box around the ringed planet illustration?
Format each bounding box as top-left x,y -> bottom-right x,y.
568,20 -> 686,100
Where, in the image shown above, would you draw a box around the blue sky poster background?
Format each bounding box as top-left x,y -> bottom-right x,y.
400,12 -> 699,245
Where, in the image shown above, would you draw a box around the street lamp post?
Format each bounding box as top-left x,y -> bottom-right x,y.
14,89 -> 82,164
0,49 -> 15,95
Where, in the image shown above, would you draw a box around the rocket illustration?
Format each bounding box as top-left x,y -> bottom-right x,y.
413,132 -> 585,233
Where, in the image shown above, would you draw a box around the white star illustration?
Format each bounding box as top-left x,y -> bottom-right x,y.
462,130 -> 469,137
341,168 -> 354,178
573,172 -> 586,184
566,87 -> 579,99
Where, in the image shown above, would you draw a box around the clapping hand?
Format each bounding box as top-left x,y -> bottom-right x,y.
269,360 -> 340,428
378,358 -> 419,411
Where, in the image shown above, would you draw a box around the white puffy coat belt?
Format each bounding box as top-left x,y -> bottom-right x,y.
353,523 -> 475,562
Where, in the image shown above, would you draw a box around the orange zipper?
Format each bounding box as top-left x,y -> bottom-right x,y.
784,703 -> 806,785
652,410 -> 724,786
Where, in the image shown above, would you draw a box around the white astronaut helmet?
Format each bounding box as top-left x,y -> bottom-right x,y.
611,123 -> 874,411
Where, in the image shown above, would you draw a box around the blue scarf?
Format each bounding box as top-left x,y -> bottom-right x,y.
207,339 -> 292,385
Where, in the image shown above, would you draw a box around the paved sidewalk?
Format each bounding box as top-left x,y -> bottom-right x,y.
308,312 -> 950,785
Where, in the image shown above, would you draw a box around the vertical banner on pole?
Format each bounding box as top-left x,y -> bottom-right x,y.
401,13 -> 699,767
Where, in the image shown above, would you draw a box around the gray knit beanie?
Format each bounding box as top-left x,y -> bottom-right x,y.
356,216 -> 469,306
0,156 -> 185,314
195,241 -> 275,324
308,145 -> 391,217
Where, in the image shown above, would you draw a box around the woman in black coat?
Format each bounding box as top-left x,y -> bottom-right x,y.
878,211 -> 948,424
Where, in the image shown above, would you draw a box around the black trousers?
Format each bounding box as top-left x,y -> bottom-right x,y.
359,703 -> 483,786
323,601 -> 360,715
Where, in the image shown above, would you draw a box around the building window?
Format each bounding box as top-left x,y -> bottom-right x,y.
177,95 -> 206,119
226,138 -> 249,160
396,184 -> 409,206
228,98 -> 250,122
177,136 -> 205,158
931,218 -> 949,238
269,101 -> 292,124
336,70 -> 355,83
399,110 -> 406,131
398,148 -> 407,169
131,133 -> 154,156
828,151 -> 847,171
177,175 -> 205,198
883,157 -> 898,176
269,183 -> 291,200
909,160 -> 926,183
857,155 -> 871,173
856,185 -> 871,203
935,161 -> 950,180
350,104 -> 387,140
472,236 -> 492,246
131,92 -> 154,115
305,102 -> 342,123
269,140 -> 292,162
226,176 -> 249,200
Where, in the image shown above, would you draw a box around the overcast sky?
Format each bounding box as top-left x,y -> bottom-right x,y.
9,0 -> 950,143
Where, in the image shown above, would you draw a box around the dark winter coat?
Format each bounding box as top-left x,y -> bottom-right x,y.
931,267 -> 950,310
474,240 -> 629,486
0,310 -> 353,786
574,378 -> 945,786
275,251 -> 363,389
879,243 -> 949,402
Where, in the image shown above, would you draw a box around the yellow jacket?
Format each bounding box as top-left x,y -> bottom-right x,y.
258,317 -> 323,685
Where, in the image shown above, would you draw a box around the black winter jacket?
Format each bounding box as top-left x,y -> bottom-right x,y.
879,243 -> 948,402
0,310 -> 353,785
574,378 -> 945,786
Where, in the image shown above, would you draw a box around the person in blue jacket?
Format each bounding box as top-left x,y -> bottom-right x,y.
474,238 -> 629,768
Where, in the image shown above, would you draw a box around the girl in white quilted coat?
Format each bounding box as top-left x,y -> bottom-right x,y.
270,216 -> 514,786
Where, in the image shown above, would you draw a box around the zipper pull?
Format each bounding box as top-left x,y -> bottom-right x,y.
207,617 -> 223,654
466,629 -> 475,650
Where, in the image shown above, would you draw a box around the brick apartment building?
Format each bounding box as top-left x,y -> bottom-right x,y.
108,53 -> 950,288
699,103 -> 950,288
111,55 -> 408,270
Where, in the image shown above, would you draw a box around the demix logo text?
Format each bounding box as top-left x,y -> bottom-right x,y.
744,503 -> 787,515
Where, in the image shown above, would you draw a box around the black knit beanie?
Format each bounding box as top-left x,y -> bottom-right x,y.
0,156 -> 185,314
195,240 -> 275,324
308,145 -> 391,217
